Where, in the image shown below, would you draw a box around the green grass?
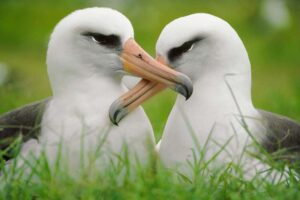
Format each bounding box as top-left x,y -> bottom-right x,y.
0,132 -> 300,200
0,0 -> 300,199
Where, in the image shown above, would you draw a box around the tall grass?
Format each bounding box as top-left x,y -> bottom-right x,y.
0,126 -> 299,200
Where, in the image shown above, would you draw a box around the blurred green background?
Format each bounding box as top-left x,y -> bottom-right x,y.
0,0 -> 299,140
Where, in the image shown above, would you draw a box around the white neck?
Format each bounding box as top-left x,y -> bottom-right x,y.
176,67 -> 254,118
41,74 -> 125,144
52,75 -> 124,116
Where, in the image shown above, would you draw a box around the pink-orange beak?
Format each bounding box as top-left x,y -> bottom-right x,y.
110,45 -> 191,125
121,39 -> 192,98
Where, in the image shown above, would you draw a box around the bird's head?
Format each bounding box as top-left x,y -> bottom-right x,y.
156,13 -> 251,82
47,8 -> 193,97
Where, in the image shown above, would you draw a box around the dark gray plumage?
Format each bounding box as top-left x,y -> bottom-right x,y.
0,99 -> 49,153
259,110 -> 300,162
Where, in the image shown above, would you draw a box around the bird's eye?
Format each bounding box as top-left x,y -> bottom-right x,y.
168,38 -> 201,63
83,32 -> 121,48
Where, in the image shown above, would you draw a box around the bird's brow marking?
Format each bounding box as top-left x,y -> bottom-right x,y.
82,32 -> 121,48
168,37 -> 202,62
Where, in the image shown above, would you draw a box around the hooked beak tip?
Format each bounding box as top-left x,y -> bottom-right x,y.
175,74 -> 193,100
109,101 -> 129,126
111,117 -> 119,126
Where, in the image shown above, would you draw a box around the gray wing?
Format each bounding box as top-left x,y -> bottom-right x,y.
259,109 -> 300,162
0,98 -> 50,151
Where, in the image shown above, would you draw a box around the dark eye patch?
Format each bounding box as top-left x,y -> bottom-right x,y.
168,38 -> 201,63
82,32 -> 121,48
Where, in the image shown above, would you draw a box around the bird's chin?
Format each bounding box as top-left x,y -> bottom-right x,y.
114,70 -> 141,82
113,69 -> 128,78
171,65 -> 179,69
114,69 -> 126,75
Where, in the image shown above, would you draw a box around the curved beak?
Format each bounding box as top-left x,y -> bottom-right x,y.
110,51 -> 193,125
109,79 -> 165,125
121,39 -> 193,99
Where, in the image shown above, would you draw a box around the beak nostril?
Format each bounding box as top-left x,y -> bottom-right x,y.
134,54 -> 143,60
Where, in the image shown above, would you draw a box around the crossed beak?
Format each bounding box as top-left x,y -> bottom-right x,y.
109,39 -> 193,125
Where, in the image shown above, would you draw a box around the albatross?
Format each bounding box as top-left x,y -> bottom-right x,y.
0,7 -> 193,171
155,13 -> 300,177
111,13 -> 300,178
